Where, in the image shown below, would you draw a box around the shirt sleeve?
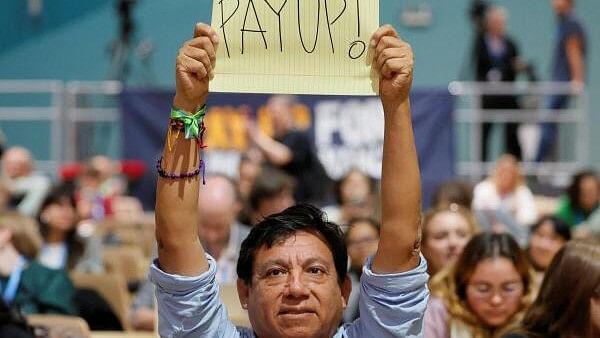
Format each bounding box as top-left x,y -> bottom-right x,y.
565,20 -> 584,41
149,255 -> 240,338
515,186 -> 538,226
344,255 -> 430,338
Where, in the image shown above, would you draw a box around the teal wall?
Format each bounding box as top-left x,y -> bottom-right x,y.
0,0 -> 598,167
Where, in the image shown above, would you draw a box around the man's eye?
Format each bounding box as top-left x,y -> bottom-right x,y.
268,269 -> 286,277
309,267 -> 324,275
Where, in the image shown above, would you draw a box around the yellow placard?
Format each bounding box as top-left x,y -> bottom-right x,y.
210,0 -> 379,95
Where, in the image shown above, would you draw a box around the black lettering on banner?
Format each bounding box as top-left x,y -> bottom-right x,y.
324,0 -> 347,53
355,0 -> 360,36
348,40 -> 366,59
263,0 -> 288,52
297,0 -> 320,53
328,0 -> 347,25
241,0 -> 269,54
219,0 -> 241,58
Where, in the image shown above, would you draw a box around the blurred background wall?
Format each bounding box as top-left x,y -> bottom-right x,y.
0,0 -> 598,168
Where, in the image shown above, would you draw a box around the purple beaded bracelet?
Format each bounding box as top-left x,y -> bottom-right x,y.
156,156 -> 206,184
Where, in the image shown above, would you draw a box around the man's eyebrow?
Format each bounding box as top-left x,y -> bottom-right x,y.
256,259 -> 291,271
256,256 -> 332,271
301,257 -> 332,267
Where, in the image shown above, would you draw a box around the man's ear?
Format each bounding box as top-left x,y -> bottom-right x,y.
237,278 -> 250,310
341,275 -> 352,309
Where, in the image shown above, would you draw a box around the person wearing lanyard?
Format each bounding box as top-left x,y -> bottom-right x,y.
0,212 -> 76,315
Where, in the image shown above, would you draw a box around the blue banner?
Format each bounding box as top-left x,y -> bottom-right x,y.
121,89 -> 455,210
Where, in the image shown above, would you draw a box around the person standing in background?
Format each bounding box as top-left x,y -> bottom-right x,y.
536,0 -> 586,162
247,95 -> 332,206
474,5 -> 523,161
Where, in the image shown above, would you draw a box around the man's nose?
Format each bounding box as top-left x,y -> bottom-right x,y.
285,272 -> 310,298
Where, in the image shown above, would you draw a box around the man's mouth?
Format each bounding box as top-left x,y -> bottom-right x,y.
279,308 -> 316,316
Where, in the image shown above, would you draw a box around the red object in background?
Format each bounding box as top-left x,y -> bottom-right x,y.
59,162 -> 85,181
120,160 -> 146,181
59,160 -> 147,182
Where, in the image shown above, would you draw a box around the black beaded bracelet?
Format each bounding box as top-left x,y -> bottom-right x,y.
156,156 -> 205,183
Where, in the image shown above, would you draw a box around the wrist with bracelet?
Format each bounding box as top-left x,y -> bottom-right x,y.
159,104 -> 208,181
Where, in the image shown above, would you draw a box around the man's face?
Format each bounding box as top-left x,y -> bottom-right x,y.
238,231 -> 350,338
1,149 -> 31,179
197,202 -> 236,257
267,97 -> 294,136
552,0 -> 572,15
486,9 -> 506,37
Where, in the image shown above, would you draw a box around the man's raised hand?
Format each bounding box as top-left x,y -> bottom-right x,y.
173,23 -> 219,113
371,25 -> 414,108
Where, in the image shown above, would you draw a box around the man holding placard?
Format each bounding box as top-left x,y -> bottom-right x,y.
149,8 -> 428,338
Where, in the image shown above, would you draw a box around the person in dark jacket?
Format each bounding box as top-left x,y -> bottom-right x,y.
474,5 -> 523,161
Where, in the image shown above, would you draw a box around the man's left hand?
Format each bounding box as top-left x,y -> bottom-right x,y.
371,25 -> 414,108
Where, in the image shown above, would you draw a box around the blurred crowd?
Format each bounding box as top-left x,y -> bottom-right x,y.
0,91 -> 598,336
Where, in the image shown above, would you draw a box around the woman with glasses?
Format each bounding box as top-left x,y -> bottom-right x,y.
342,218 -> 380,323
503,238 -> 600,338
424,233 -> 536,338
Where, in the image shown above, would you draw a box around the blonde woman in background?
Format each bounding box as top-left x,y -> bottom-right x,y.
472,154 -> 538,227
422,204 -> 479,277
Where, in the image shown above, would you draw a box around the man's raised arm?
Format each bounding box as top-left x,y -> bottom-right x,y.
155,23 -> 219,276
370,26 -> 422,274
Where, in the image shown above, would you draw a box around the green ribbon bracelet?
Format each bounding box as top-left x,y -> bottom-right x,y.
170,105 -> 207,140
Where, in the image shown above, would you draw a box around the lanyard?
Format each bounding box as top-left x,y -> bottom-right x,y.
1,255 -> 26,305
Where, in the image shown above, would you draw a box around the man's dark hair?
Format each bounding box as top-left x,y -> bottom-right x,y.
249,167 -> 295,210
237,204 -> 347,285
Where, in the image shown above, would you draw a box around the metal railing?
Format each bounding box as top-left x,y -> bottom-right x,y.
449,81 -> 589,182
0,80 -> 64,175
0,80 -> 122,177
65,81 -> 123,162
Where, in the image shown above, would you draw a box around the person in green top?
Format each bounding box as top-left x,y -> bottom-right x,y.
0,211 -> 76,315
555,170 -> 599,228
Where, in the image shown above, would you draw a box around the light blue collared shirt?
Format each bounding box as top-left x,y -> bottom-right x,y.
150,254 -> 429,338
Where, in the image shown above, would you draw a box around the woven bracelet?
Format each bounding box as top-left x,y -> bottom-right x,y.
170,105 -> 207,140
156,156 -> 205,183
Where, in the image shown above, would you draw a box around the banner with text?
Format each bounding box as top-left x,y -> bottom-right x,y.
210,0 -> 379,95
121,89 -> 455,210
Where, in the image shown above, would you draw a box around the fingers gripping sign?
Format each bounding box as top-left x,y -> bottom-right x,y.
370,25 -> 414,106
174,23 -> 220,113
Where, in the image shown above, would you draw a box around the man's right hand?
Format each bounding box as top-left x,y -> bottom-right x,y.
173,23 -> 219,113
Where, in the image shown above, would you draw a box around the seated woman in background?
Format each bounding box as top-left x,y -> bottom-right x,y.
323,169 -> 377,228
342,218 -> 380,323
37,187 -> 103,273
503,238 -> 600,338
0,212 -> 76,315
422,204 -> 479,277
526,216 -> 570,284
555,170 -> 599,229
473,154 -> 538,227
425,233 -> 535,338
